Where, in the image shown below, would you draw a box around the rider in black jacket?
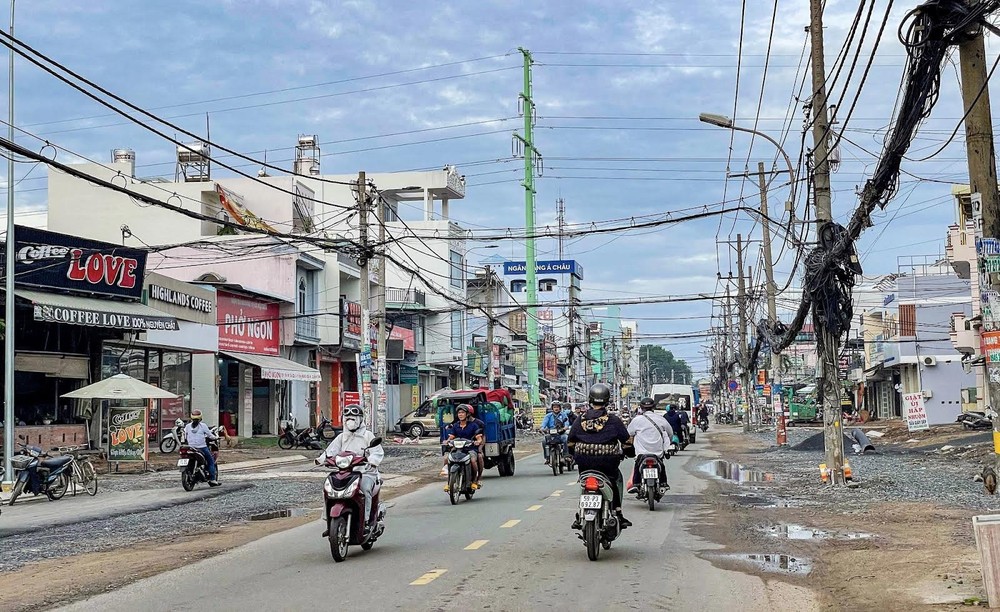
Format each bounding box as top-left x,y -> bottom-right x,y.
569,383 -> 632,529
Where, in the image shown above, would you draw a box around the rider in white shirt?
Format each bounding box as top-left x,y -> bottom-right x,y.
626,397 -> 673,493
316,404 -> 384,537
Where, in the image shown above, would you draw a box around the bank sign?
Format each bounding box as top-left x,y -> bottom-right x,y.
6,226 -> 147,299
217,291 -> 279,355
503,260 -> 583,279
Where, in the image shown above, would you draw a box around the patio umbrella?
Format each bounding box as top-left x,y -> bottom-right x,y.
61,374 -> 178,400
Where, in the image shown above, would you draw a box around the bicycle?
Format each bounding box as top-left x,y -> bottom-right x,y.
53,445 -> 98,497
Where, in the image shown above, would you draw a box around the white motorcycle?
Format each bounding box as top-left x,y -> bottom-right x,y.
159,419 -> 185,454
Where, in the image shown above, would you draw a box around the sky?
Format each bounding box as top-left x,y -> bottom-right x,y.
0,0 -> 989,377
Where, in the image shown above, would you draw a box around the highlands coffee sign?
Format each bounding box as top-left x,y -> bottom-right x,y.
6,226 -> 147,299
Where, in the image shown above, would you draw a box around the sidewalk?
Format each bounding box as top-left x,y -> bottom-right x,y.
0,484 -> 250,538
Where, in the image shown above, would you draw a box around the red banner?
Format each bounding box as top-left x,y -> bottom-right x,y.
217,291 -> 280,355
389,326 -> 416,352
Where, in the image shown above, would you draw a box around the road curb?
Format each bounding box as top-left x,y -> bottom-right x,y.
0,482 -> 252,539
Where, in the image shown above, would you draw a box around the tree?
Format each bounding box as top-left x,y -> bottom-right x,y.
639,344 -> 693,387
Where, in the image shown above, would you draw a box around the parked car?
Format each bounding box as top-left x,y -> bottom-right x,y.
397,402 -> 440,438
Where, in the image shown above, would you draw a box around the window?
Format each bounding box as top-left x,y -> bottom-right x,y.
415,315 -> 425,346
451,312 -> 462,350
510,279 -> 526,293
450,251 -> 464,288
298,277 -> 307,315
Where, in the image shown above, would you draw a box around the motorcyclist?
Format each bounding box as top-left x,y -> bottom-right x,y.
540,402 -> 570,465
678,407 -> 691,440
184,409 -> 220,486
467,404 -> 487,488
698,404 -> 710,426
568,383 -> 632,530
316,404 -> 384,537
665,403 -> 683,442
444,404 -> 484,490
626,397 -> 672,494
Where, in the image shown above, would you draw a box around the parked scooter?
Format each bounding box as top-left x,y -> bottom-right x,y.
515,410 -> 534,430
687,421 -> 698,444
957,411 -> 993,430
177,438 -> 220,491
543,426 -> 574,476
444,438 -> 477,505
159,418 -> 186,454
7,438 -> 73,505
322,437 -> 386,563
634,454 -> 667,511
278,420 -> 325,451
574,471 -> 621,561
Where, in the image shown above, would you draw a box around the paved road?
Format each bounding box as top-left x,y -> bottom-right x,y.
59,433 -> 815,611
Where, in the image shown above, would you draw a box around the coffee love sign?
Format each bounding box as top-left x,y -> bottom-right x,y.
5,226 -> 147,299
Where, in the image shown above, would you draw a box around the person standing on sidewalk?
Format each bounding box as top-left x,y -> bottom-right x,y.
184,409 -> 220,486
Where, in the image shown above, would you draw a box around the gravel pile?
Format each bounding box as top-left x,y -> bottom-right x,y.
729,428 -> 1000,514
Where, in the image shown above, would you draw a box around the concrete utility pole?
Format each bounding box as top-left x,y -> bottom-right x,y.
2,0 -> 14,490
755,161 -> 786,445
809,0 -> 834,224
958,19 -> 1000,463
375,192 -> 388,437
736,234 -> 750,433
356,172 -> 373,425
724,287 -> 733,415
515,47 -> 541,408
809,0 -> 846,484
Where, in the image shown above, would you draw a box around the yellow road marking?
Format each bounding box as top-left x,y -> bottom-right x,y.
526,504 -> 543,512
500,519 -> 521,528
549,490 -> 563,497
464,540 -> 489,550
410,569 -> 448,585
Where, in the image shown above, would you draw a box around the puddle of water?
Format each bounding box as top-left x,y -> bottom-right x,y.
714,553 -> 813,576
702,460 -> 774,484
250,508 -> 308,521
724,493 -> 801,508
763,523 -> 873,540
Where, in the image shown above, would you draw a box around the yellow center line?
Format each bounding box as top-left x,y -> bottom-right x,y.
464,540 -> 489,550
410,569 -> 448,585
526,504 -> 543,512
549,490 -> 563,497
500,519 -> 521,528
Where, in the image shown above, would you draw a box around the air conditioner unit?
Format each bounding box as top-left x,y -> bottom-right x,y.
923,389 -> 933,399
922,356 -> 937,367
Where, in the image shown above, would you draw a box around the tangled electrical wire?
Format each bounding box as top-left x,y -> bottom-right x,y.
725,0 -> 1000,379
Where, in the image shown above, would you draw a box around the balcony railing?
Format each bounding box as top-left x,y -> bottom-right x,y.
295,315 -> 319,340
385,288 -> 426,307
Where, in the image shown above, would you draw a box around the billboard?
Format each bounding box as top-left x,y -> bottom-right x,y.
503,259 -> 583,279
217,291 -> 280,355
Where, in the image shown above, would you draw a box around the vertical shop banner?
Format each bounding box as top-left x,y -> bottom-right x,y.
217,291 -> 280,355
411,385 -> 420,410
159,397 -> 185,438
108,406 -> 148,461
902,392 -> 929,431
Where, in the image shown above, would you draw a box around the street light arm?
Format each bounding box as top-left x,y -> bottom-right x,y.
728,124 -> 797,210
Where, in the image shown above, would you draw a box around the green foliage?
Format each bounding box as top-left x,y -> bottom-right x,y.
639,344 -> 693,385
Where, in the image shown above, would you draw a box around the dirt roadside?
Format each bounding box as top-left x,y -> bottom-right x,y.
696,430 -> 987,611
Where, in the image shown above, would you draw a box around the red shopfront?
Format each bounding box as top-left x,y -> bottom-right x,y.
216,290 -> 319,437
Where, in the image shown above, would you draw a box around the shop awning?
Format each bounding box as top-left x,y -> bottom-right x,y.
16,289 -> 178,331
220,351 -> 321,381
418,365 -> 446,374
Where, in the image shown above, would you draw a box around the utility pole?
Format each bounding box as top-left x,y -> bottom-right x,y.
809,0 -> 833,223
959,19 -> 1000,464
724,287 -> 733,416
2,0 -> 14,491
736,234 -> 750,433
810,0 -> 846,484
484,266 -> 496,390
375,191 -> 388,437
356,172 -> 373,426
514,47 -> 541,408
755,161 -> 786,445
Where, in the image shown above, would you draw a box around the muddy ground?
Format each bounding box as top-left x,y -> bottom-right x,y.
697,428 -> 989,611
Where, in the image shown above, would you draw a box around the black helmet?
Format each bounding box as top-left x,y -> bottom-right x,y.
639,397 -> 655,410
588,383 -> 611,407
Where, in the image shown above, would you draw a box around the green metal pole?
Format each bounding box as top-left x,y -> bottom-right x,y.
519,47 -> 540,407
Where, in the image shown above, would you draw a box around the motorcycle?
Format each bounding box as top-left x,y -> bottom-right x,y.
635,454 -> 666,511
715,412 -> 734,425
957,411 -> 993,430
544,427 -> 574,476
177,438 -> 220,491
159,418 -> 186,454
323,437 -> 386,563
445,438 -> 477,505
7,439 -> 73,505
515,411 -> 534,430
278,421 -> 325,451
698,416 -> 709,433
575,470 -> 621,561
316,417 -> 339,440
687,421 -> 698,444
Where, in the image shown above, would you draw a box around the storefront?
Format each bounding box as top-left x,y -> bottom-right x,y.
2,226 -> 178,448
318,297 -> 362,429
215,289 -> 319,437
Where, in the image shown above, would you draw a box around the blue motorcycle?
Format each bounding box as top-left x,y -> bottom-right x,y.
8,438 -> 74,505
